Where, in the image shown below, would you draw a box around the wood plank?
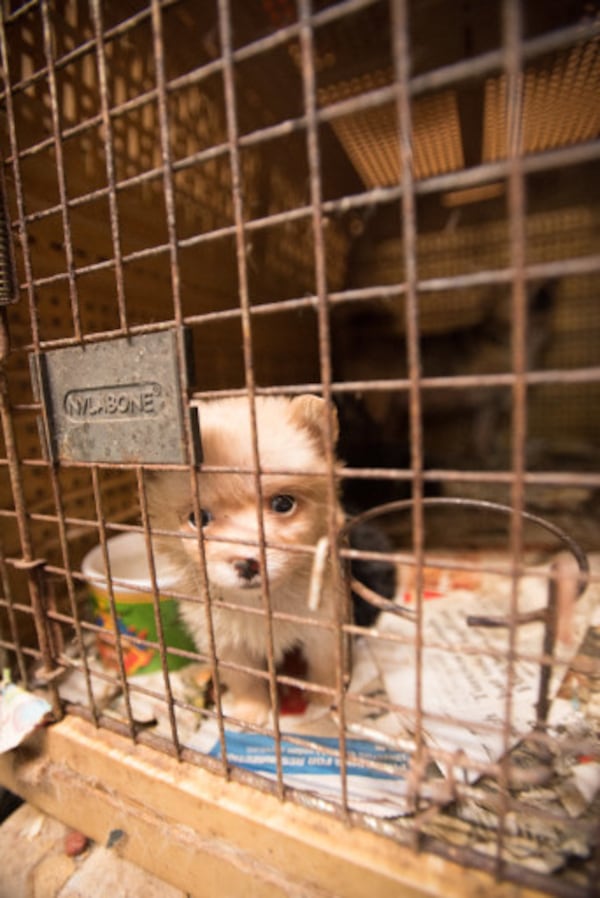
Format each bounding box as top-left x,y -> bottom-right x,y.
0,716 -> 551,898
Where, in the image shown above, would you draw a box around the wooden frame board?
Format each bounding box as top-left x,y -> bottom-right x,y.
0,716 -> 551,898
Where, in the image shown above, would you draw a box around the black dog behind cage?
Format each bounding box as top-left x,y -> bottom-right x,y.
0,1 -> 599,896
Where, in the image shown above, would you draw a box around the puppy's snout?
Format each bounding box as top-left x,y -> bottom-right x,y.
233,557 -> 260,581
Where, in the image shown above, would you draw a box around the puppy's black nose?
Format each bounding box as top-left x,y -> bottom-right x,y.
234,558 -> 260,581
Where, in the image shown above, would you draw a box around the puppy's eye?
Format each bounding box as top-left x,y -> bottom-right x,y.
188,509 -> 212,529
270,494 -> 296,514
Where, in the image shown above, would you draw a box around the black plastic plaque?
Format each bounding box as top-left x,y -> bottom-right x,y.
30,330 -> 200,465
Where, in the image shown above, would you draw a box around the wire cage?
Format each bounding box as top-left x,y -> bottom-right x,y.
0,0 -> 599,896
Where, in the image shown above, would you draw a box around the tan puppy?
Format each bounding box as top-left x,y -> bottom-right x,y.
147,395 -> 345,724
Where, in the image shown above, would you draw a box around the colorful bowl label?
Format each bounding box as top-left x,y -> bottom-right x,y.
89,586 -> 196,675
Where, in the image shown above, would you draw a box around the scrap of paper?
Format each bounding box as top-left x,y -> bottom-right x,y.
0,672 -> 53,752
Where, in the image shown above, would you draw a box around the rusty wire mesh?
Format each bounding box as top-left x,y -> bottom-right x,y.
0,0 -> 599,895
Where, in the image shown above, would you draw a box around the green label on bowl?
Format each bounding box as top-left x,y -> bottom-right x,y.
90,587 -> 197,675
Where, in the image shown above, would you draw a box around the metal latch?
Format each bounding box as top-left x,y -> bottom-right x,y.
30,329 -> 201,465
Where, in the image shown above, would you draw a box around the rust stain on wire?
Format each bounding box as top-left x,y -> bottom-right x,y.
39,0 -> 83,343
298,0 -> 351,816
90,0 -> 129,334
391,0 -> 427,820
217,0 -> 285,793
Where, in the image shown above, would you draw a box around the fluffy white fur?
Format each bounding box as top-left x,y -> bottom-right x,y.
147,394 -> 345,724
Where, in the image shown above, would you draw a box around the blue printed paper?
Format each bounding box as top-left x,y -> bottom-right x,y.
210,731 -> 410,779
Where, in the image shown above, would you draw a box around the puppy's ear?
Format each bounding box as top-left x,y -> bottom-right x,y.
289,394 -> 339,452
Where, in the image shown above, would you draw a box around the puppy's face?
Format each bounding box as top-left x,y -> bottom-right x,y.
180,473 -> 328,593
150,395 -> 340,597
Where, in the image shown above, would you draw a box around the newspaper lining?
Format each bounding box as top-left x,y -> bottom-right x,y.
48,553 -> 599,831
